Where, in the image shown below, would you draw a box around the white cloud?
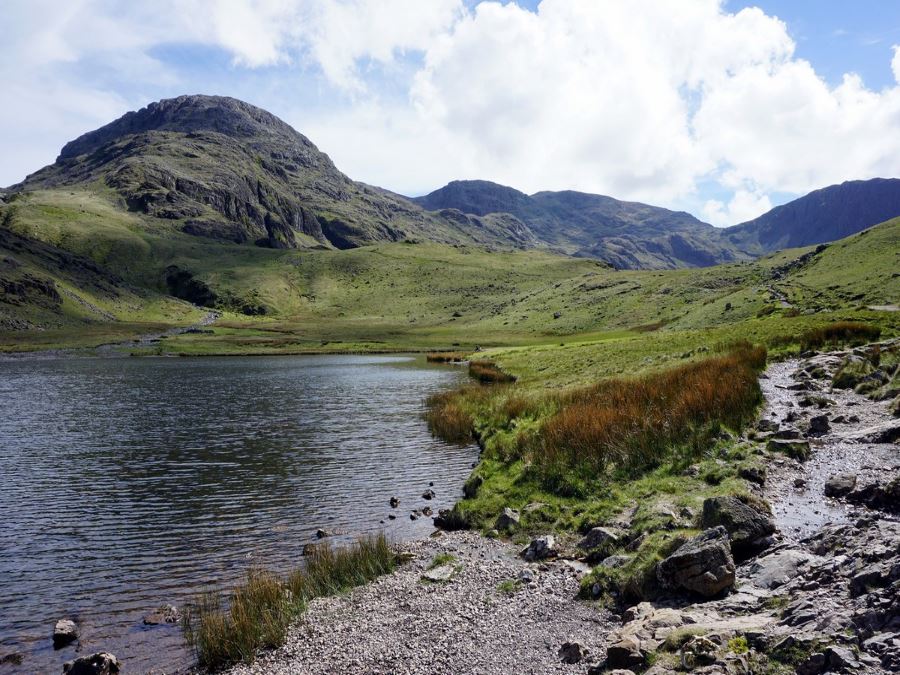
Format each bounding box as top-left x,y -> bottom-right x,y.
2,0 -> 900,226
703,189 -> 773,227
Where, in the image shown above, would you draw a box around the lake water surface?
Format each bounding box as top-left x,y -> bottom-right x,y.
0,354 -> 477,673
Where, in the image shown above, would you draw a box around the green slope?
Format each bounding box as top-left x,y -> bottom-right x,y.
2,185 -> 896,357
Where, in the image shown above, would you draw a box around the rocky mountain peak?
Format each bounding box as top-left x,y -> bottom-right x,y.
58,94 -> 309,161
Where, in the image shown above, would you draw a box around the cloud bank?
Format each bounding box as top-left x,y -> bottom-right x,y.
2,0 -> 899,225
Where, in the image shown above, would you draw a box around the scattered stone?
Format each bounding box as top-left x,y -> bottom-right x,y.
807,414 -> 830,436
824,473 -> 857,497
62,652 -> 120,675
421,564 -> 455,583
794,477 -> 807,488
518,568 -> 535,583
796,652 -> 827,675
315,528 -> 330,539
421,506 -> 433,517
854,419 -> 900,444
422,489 -> 436,500
747,548 -> 814,589
700,496 -> 776,559
521,535 -> 557,561
53,619 -> 78,649
495,507 -> 520,531
409,512 -> 419,521
558,641 -> 585,664
656,526 -> 736,597
605,636 -> 646,670
578,527 -> 619,554
142,604 -> 179,625
825,645 -> 861,671
389,496 -> 400,508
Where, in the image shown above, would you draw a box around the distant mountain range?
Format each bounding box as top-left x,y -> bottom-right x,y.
6,95 -> 900,270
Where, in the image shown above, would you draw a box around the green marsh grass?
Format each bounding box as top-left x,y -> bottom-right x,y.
182,534 -> 395,671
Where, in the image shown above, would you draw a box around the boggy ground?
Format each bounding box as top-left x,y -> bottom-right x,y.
225,344 -> 899,675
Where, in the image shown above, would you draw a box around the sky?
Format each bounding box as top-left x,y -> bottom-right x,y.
2,0 -> 899,226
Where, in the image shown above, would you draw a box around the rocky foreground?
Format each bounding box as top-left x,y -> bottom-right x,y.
225,343 -> 899,675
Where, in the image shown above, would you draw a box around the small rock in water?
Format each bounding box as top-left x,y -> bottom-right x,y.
389,496 -> 400,508
388,514 -> 396,520
558,641 -> 586,664
142,604 -> 179,625
53,619 -> 78,649
315,528 -> 330,539
62,652 -> 120,674
409,512 -> 419,521
422,489 -> 436,500
422,506 -> 433,517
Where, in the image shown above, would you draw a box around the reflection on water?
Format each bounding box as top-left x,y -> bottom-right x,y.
0,354 -> 476,673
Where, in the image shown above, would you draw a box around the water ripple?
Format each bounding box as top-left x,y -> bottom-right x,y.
0,354 -> 477,673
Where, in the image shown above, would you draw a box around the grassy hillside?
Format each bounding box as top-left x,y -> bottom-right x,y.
1,186 -> 897,357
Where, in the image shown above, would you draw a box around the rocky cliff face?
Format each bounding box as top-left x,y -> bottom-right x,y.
12,96 -> 525,251
414,180 -> 746,269
724,178 -> 900,255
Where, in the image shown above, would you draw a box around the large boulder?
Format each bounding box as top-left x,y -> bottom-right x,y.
656,526 -> 736,597
701,496 -> 776,559
824,473 -> 857,497
63,652 -> 120,675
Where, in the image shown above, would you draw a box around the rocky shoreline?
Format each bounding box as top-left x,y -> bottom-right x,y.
220,342 -> 899,675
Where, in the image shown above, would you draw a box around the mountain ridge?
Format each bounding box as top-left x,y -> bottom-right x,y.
6,94 -> 900,272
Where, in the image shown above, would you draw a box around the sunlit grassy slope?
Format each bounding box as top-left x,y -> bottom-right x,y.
1,187 -> 897,359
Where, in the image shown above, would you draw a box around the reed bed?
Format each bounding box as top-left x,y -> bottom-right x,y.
535,344 -> 766,477
468,359 -> 517,383
182,534 -> 395,671
425,351 -> 468,363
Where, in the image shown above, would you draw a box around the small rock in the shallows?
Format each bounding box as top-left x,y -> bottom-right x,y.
63,652 -> 120,674
389,496 -> 400,508
422,489 -> 436,500
142,604 -> 179,626
53,619 -> 78,649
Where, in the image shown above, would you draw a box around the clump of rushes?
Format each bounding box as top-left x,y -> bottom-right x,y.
799,321 -> 881,351
425,384 -> 496,443
468,360 -> 517,384
426,351 -> 468,363
182,534 -> 395,671
537,343 -> 766,478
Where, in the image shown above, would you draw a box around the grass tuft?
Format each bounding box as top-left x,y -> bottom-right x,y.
469,360 -> 517,384
799,321 -> 881,351
182,534 -> 394,671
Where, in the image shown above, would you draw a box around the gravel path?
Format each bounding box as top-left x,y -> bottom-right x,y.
760,355 -> 899,540
228,532 -> 615,675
